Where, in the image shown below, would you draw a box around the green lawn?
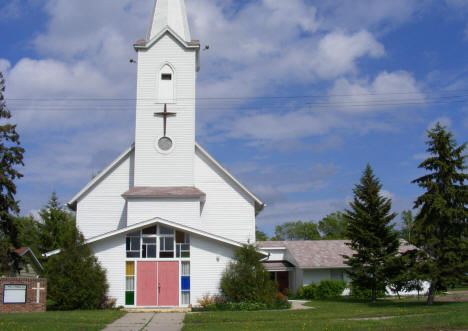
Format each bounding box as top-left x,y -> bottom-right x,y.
0,309 -> 125,331
183,298 -> 468,331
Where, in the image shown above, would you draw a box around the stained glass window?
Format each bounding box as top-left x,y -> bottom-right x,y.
125,261 -> 135,305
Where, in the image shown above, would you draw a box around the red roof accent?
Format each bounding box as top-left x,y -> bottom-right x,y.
123,186 -> 206,199
258,240 -> 414,269
10,247 -> 29,256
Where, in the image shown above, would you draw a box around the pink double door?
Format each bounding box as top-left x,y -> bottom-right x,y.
136,261 -> 179,306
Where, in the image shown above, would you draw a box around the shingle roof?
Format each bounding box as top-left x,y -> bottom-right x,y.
122,186 -> 206,199
258,240 -> 414,269
263,261 -> 295,270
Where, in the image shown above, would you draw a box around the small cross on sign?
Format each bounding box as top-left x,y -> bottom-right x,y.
32,282 -> 45,304
155,104 -> 176,137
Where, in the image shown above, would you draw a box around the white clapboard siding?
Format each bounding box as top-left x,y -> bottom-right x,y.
91,233 -> 126,307
127,198 -> 201,227
134,33 -> 196,187
190,234 -> 235,306
77,151 -> 134,239
195,149 -> 256,244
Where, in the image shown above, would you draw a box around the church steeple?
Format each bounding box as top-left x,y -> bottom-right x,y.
147,0 -> 191,42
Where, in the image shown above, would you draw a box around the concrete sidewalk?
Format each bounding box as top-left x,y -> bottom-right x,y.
102,312 -> 185,331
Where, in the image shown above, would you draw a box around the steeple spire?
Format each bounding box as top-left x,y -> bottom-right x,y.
147,0 -> 191,42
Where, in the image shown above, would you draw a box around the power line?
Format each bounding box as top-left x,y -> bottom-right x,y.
6,87 -> 468,102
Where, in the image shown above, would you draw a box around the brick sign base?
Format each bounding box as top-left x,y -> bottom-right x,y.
0,277 -> 47,313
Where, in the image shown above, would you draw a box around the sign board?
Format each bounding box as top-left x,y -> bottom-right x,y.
3,285 -> 27,304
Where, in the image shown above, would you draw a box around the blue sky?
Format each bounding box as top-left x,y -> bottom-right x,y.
1,0 -> 467,236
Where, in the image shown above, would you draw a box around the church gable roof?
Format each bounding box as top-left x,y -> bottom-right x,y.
68,143 -> 264,214
44,217 -> 246,257
195,143 -> 265,215
67,144 -> 134,210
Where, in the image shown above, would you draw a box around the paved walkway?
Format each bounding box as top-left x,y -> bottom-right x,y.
102,312 -> 185,331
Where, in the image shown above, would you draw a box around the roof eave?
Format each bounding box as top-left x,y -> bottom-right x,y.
44,217 -> 246,258
67,144 -> 135,210
195,142 -> 265,213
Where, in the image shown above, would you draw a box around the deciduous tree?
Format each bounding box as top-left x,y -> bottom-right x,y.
318,211 -> 348,239
271,221 -> 320,241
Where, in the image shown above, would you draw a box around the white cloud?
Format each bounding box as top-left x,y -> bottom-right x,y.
380,189 -> 395,200
328,71 -> 424,113
427,117 -> 452,130
314,0 -> 424,33
311,30 -> 385,79
0,59 -> 11,73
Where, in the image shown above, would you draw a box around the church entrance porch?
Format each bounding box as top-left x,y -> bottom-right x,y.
125,224 -> 191,307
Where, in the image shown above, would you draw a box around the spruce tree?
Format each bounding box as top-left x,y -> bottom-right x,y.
344,164 -> 399,303
0,72 -> 25,275
39,191 -> 77,254
411,123 -> 468,305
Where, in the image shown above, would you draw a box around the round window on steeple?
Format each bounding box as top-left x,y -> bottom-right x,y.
158,137 -> 173,151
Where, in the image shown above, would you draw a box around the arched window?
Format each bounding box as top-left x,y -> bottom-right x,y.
158,64 -> 174,103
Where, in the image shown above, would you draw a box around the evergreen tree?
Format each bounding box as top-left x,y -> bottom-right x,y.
411,123 -> 468,305
220,244 -> 277,303
318,211 -> 348,239
0,72 -> 25,275
400,210 -> 415,244
47,227 -> 108,310
343,164 -> 399,303
39,191 -> 76,254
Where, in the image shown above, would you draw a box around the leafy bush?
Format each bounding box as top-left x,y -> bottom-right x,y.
197,298 -> 290,312
350,284 -> 385,299
297,280 -> 347,300
297,283 -> 318,300
282,288 -> 293,298
315,280 -> 347,299
47,230 -> 108,310
220,244 -> 278,304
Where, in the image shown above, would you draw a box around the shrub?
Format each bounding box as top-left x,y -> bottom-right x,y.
351,284 -> 385,299
315,280 -> 347,299
99,296 -> 117,309
282,288 -> 293,298
269,292 -> 291,309
220,244 -> 278,304
47,230 -> 108,310
197,293 -> 216,308
297,283 -> 318,300
297,280 -> 347,300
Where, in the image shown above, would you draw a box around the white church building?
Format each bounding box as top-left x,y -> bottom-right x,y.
61,0 -> 265,308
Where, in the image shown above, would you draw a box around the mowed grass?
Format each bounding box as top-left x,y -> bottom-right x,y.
0,309 -> 126,331
183,298 -> 468,331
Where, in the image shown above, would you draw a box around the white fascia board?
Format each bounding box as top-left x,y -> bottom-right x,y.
135,28 -> 200,72
195,143 -> 265,214
67,144 -> 135,210
136,27 -> 199,51
260,247 -> 288,250
21,248 -> 44,271
44,217 -> 246,257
